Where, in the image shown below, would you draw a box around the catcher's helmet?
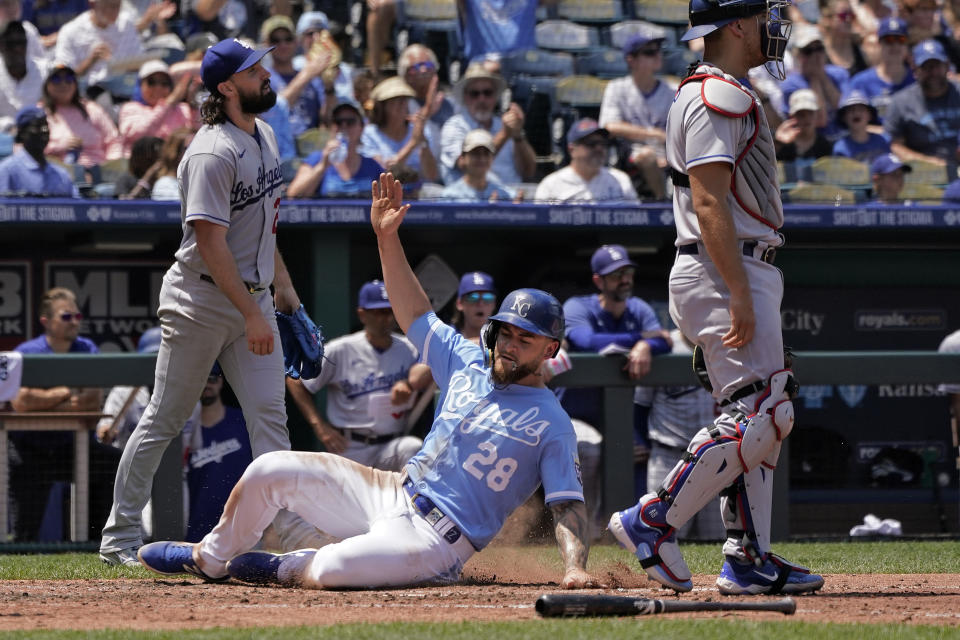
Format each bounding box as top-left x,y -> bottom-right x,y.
482,288 -> 564,360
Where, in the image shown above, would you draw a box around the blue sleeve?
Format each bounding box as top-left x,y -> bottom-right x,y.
304,150 -> 324,167
832,138 -> 850,157
406,312 -> 483,393
539,414 -> 585,505
827,65 -> 850,94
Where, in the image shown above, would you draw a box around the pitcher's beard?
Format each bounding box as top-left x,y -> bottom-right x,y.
491,356 -> 539,386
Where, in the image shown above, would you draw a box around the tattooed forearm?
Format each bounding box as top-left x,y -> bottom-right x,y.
550,500 -> 590,571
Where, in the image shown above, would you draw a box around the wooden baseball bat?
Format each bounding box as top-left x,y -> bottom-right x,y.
535,593 -> 796,617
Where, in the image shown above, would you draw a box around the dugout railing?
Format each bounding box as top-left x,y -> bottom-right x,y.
3,350 -> 959,549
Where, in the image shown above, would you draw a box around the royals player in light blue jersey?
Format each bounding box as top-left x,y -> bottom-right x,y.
136,172 -> 602,590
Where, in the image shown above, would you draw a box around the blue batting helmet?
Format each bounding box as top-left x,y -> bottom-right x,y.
482,288 -> 564,359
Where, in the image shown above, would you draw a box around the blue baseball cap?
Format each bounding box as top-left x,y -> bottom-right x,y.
458,271 -> 496,297
836,89 -> 879,127
296,11 -> 329,35
591,244 -> 637,275
201,38 -> 274,93
567,118 -> 609,144
877,17 -> 908,38
137,326 -> 162,353
15,105 -> 46,131
358,279 -> 391,309
913,39 -> 949,67
871,153 -> 912,175
622,32 -> 664,55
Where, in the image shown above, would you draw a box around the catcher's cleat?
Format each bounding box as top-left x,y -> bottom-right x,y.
99,547 -> 141,568
137,541 -> 228,582
608,496 -> 693,592
716,553 -> 824,595
226,549 -> 316,586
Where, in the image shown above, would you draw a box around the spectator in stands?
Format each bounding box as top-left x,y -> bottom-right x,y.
0,0 -> 49,63
0,106 -> 79,196
118,60 -> 199,156
53,0 -> 144,89
388,162 -> 422,199
116,135 -> 162,199
459,0 -> 538,66
831,89 -> 890,161
181,0 -> 270,43
9,286 -> 110,541
362,76 -> 438,183
294,12 -> 355,103
899,0 -> 960,68
775,89 -> 834,161
885,40 -> 960,176
353,68 -> 376,116
42,64 -> 123,172
848,17 -> 915,123
851,0 -> 894,45
534,119 -> 637,203
820,0 -> 869,75
598,32 -> 673,201
21,0 -> 88,49
870,152 -> 910,202
781,25 -> 849,135
440,129 -> 514,202
184,363 -> 253,542
287,98 -> 383,199
97,327 -> 162,449
399,44 -> 455,129
0,21 -> 47,133
440,64 -> 535,186
151,127 -> 194,200
365,0 -> 396,78
261,15 -> 331,138
449,271 -> 497,344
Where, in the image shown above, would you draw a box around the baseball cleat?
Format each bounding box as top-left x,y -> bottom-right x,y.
716,553 -> 824,595
226,549 -> 316,586
99,547 -> 141,568
608,496 -> 693,592
137,541 -> 227,582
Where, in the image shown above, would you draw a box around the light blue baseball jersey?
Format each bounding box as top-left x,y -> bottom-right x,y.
405,312 -> 583,549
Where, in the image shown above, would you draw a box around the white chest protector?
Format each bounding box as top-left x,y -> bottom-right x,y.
678,65 -> 784,231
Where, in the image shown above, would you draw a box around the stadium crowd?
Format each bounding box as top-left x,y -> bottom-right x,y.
2,0 -> 960,203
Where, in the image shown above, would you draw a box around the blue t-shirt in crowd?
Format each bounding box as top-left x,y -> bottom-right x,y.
360,124 -> 436,176
404,311 -> 583,549
848,66 -> 915,123
781,66 -> 850,138
266,66 -> 325,137
831,132 -> 891,163
460,0 -> 537,62
185,406 -> 253,542
0,150 -> 80,197
558,294 -> 669,427
440,176 -> 514,202
884,82 -> 960,171
301,151 -> 384,197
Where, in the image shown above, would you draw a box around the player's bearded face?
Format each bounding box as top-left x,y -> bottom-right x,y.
491,327 -> 552,385
238,78 -> 278,114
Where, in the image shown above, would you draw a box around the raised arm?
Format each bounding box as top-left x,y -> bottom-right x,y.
370,173 -> 432,333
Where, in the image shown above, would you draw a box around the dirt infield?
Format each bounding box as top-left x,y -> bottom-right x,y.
1,550 -> 958,631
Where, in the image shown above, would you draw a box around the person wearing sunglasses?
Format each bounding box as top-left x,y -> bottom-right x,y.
0,106 -> 80,196
10,287 -> 111,542
598,32 -> 674,200
819,0 -> 868,75
848,17 -> 915,123
118,59 -> 199,156
440,64 -> 536,186
440,129 -> 514,202
534,119 -> 638,203
450,271 -> 497,344
361,76 -> 438,183
287,98 -> 384,198
41,63 -> 123,170
780,25 -> 849,137
398,44 -> 455,128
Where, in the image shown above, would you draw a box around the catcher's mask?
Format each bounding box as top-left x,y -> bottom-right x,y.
481,288 -> 564,367
681,0 -> 793,80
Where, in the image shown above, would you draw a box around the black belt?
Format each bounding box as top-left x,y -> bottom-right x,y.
670,167 -> 690,188
402,478 -> 464,545
338,428 -> 399,446
199,273 -> 266,294
677,241 -> 776,264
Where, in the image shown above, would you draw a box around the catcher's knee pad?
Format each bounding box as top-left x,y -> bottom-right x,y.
737,370 -> 796,472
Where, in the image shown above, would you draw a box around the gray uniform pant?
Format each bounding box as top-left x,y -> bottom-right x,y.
100,262 -> 290,553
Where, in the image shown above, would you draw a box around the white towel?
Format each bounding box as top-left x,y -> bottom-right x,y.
0,351 -> 23,402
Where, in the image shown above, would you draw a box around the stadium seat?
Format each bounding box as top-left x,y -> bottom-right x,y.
535,20 -> 602,52
98,158 -> 129,185
400,0 -> 456,21
633,0 -> 689,24
0,132 -> 12,158
787,182 -> 856,204
900,182 -> 944,203
661,46 -> 701,77
296,128 -> 330,157
556,0 -> 623,23
574,48 -> 628,78
395,0 -> 461,70
609,20 -> 673,49
903,159 -> 948,186
500,49 -> 575,83
554,75 -> 609,108
100,72 -> 138,101
811,156 -> 870,187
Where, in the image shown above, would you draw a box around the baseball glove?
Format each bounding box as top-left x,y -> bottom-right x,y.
275,305 -> 325,380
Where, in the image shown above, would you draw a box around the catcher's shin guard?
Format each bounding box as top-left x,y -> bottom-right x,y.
659,370 -> 796,530
720,447 -> 780,563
